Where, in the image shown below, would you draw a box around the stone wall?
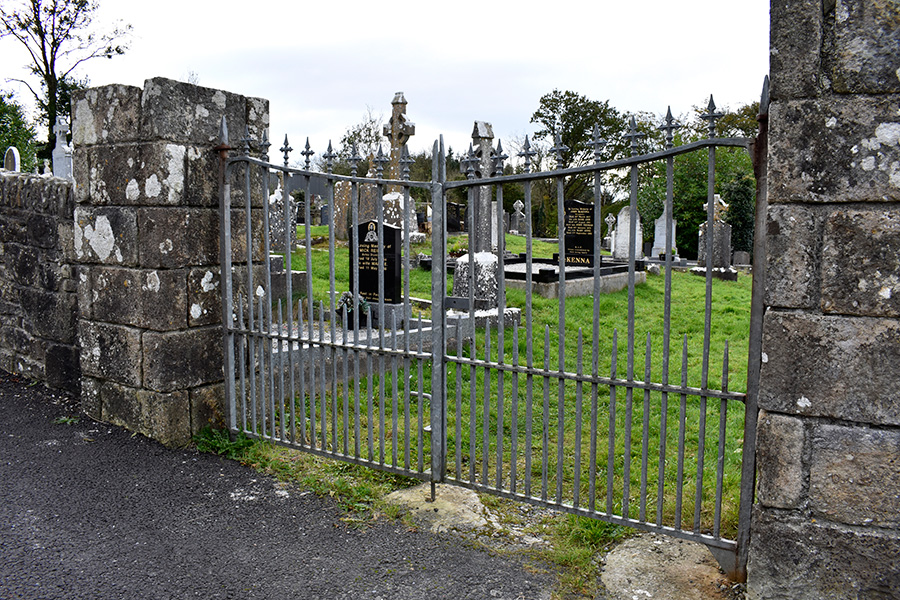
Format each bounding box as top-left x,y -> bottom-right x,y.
0,171 -> 79,393
749,1 -> 900,597
71,78 -> 268,446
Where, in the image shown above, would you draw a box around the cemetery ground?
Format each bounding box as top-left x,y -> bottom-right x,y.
220,225 -> 754,597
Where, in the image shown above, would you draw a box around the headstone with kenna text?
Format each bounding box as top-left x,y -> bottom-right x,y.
564,199 -> 595,266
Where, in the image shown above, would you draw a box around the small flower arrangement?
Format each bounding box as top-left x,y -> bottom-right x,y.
338,291 -> 369,317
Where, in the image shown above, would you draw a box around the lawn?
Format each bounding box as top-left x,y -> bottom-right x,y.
248,229 -> 751,540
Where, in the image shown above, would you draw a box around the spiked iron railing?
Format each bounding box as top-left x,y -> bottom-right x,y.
216,86 -> 766,582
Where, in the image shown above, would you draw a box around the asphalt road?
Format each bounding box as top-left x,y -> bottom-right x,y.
0,371 -> 555,599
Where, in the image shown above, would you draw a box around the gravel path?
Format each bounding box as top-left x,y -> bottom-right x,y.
0,371 -> 556,600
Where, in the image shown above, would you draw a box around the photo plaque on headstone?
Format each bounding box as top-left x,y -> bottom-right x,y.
350,221 -> 402,304
563,199 -> 595,266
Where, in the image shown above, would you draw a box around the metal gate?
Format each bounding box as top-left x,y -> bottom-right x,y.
217,85 -> 767,581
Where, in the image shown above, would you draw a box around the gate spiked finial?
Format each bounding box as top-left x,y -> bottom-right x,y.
493,140 -> 508,177
462,143 -> 477,180
323,141 -> 336,174
374,145 -> 389,179
518,136 -> 537,174
589,123 -> 607,163
701,95 -> 724,139
659,107 -> 681,150
301,138 -> 314,170
623,117 -> 644,156
239,126 -> 253,156
280,135 -> 293,167
400,145 -> 414,181
550,133 -> 569,169
218,116 -> 229,147
349,142 -> 362,177
259,130 -> 271,162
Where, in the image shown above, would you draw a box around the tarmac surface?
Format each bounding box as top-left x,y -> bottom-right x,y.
0,371 -> 556,600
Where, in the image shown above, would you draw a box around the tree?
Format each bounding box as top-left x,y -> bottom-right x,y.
723,175 -> 755,255
0,90 -> 39,172
634,102 -> 757,258
323,107 -> 384,175
1,0 -> 131,155
530,90 -> 629,201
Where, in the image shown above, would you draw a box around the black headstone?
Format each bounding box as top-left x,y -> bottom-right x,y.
564,199 -> 594,267
350,220 -> 402,304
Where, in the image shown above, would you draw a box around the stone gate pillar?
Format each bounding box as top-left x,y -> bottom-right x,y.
71,78 -> 268,446
750,1 -> 900,597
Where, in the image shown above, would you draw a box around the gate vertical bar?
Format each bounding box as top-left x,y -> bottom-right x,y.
430,137 -> 447,492
732,76 -> 769,583
216,118 -> 236,433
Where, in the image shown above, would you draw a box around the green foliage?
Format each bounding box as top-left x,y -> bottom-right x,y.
0,0 -> 131,154
0,90 -> 38,171
635,118 -> 755,257
194,426 -> 256,460
723,175 -> 756,254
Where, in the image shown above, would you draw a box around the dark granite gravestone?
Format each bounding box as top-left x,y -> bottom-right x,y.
564,199 -> 595,267
350,220 -> 401,304
447,202 -> 466,233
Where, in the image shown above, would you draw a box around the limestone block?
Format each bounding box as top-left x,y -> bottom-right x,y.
5,244 -> 39,287
769,0 -> 822,100
71,84 -> 142,147
44,343 -> 80,395
748,509 -> 900,600
760,311 -> 900,425
76,267 -> 92,320
99,380 -> 141,434
80,376 -> 101,420
137,207 -> 218,269
27,214 -> 57,249
141,78 -> 269,146
755,411 -> 806,509
809,423 -> 900,528
78,320 -> 142,387
832,0 -> 900,94
764,204 -> 823,309
19,287 -> 77,343
139,388 -> 191,447
142,327 -> 222,393
183,144 -> 219,207
188,267 -> 221,327
73,148 -> 90,203
190,383 -> 225,435
83,143 -> 188,206
90,267 -> 187,331
821,206 -> 900,317
768,96 -> 900,204
73,206 -> 138,266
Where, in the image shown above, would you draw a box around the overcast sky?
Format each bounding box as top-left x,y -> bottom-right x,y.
2,0 -> 770,156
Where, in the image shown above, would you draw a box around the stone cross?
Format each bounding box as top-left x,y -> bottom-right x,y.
511,200 -> 525,233
383,92 -> 415,192
53,117 -> 68,151
52,116 -> 73,180
605,213 -> 616,235
472,121 -> 494,253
